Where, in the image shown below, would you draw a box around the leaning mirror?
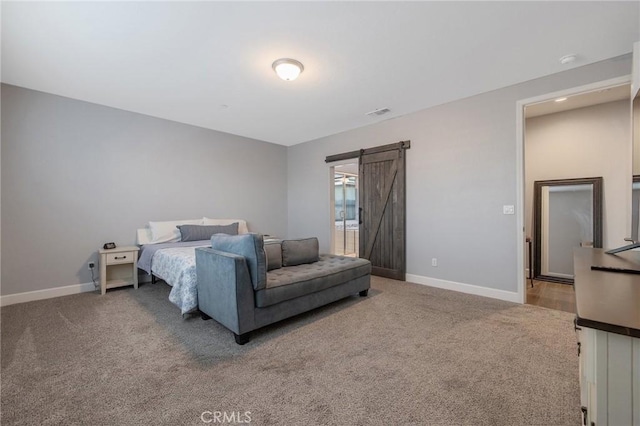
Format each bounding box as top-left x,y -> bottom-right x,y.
533,177 -> 603,284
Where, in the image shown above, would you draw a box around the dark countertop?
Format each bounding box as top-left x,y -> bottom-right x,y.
574,247 -> 640,338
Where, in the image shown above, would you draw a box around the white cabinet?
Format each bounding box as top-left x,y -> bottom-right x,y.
574,248 -> 640,425
577,325 -> 640,426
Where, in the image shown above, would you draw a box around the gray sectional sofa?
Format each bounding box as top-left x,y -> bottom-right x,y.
195,233 -> 371,344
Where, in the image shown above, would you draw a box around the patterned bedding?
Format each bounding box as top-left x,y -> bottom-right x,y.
138,241 -> 209,314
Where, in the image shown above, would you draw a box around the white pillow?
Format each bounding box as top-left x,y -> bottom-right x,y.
202,217 -> 249,234
148,218 -> 202,243
137,228 -> 153,245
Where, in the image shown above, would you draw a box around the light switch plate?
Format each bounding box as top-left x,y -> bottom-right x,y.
503,205 -> 515,215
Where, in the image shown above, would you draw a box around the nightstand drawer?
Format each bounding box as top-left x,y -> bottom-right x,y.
105,252 -> 135,265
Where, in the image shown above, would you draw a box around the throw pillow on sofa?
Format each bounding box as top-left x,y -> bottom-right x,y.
281,237 -> 319,266
210,233 -> 267,290
264,240 -> 283,271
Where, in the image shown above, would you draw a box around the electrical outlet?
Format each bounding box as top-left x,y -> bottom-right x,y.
88,262 -> 95,270
431,258 -> 438,267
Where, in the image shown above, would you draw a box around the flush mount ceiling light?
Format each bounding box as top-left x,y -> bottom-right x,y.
272,58 -> 304,81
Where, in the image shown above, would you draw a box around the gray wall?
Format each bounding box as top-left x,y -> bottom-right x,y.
287,56 -> 632,293
1,84 -> 288,295
2,56 -> 632,298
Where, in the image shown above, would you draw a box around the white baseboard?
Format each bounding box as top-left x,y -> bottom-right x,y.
1,274 -> 520,307
405,274 -> 521,304
0,282 -> 97,307
1,272 -> 152,307
544,272 -> 573,279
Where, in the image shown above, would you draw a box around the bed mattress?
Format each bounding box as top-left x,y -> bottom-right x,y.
138,241 -> 209,314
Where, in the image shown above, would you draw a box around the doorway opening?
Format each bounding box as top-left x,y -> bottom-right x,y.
326,141 -> 409,280
516,75 -> 631,312
330,163 -> 359,257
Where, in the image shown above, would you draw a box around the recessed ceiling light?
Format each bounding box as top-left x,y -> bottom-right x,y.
272,58 -> 304,81
555,97 -> 568,103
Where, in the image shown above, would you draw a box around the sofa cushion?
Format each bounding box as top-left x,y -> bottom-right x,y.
177,223 -> 238,242
264,240 -> 283,271
210,233 -> 267,290
255,254 -> 371,307
281,238 -> 319,266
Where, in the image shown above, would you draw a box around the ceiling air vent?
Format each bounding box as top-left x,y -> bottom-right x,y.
366,108 -> 391,117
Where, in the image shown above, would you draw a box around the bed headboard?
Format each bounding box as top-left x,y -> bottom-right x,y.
137,228 -> 153,245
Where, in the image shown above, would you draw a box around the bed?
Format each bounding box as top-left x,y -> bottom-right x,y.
136,218 -> 249,315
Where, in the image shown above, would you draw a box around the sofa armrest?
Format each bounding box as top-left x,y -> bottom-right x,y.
195,247 -> 256,335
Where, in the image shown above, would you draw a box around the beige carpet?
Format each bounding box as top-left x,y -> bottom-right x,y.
1,276 -> 580,425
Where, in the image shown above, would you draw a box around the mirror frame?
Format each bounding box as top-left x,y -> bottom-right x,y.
533,176 -> 603,284
632,175 -> 640,241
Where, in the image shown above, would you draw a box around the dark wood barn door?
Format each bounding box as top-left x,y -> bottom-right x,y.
359,142 -> 408,280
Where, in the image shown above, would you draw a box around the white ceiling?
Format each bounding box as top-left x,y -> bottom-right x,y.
2,1 -> 639,146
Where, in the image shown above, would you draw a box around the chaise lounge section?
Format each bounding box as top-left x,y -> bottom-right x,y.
195,233 -> 371,344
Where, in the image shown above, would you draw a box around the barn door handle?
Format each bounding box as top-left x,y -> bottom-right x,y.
359,207 -> 363,225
